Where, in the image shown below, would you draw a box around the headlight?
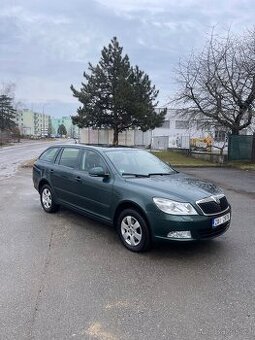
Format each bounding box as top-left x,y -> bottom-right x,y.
153,197 -> 198,215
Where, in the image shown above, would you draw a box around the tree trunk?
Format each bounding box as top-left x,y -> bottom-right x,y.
113,129 -> 119,146
231,129 -> 239,135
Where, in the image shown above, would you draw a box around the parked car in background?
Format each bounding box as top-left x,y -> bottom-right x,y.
33,145 -> 231,252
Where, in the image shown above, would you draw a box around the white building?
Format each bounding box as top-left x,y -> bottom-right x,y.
72,108 -> 255,150
152,109 -> 233,150
14,109 -> 51,136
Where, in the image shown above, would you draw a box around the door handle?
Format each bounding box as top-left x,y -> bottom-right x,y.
75,176 -> 81,182
50,169 -> 54,173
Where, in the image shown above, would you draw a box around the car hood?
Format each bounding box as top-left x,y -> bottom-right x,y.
124,172 -> 223,202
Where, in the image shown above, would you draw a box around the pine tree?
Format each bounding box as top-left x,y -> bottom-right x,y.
58,124 -> 67,136
71,37 -> 166,145
0,95 -> 17,130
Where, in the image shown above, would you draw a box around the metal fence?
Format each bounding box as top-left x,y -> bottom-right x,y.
151,136 -> 169,150
151,135 -> 190,150
228,134 -> 255,161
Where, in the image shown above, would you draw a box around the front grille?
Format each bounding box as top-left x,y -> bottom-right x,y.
194,222 -> 230,239
197,195 -> 229,215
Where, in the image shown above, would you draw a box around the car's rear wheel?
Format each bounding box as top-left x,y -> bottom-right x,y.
117,209 -> 151,252
40,184 -> 59,213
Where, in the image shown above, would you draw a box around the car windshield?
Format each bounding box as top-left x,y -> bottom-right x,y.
105,149 -> 175,176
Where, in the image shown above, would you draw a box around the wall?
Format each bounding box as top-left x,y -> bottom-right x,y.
79,128 -> 152,147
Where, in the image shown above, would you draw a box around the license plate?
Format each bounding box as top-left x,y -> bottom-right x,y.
212,212 -> 230,228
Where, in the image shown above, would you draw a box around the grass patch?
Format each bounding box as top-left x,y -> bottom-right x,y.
153,150 -> 255,170
152,150 -> 216,167
226,160 -> 255,171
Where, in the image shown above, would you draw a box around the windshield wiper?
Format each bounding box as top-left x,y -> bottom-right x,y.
147,172 -> 174,177
122,172 -> 175,178
121,173 -> 149,178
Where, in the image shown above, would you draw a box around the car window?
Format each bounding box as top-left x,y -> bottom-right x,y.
80,150 -> 107,172
106,149 -> 174,175
59,148 -> 80,168
40,147 -> 60,163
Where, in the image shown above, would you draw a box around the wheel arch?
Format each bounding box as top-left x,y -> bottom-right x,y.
113,201 -> 151,232
38,179 -> 51,193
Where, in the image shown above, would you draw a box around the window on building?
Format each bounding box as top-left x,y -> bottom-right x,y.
196,120 -> 212,130
175,120 -> 189,129
160,120 -> 170,129
215,130 -> 227,142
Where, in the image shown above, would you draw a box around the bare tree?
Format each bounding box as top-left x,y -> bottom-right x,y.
0,82 -> 16,97
174,28 -> 255,135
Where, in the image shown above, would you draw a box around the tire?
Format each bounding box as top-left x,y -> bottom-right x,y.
40,184 -> 59,213
117,209 -> 151,252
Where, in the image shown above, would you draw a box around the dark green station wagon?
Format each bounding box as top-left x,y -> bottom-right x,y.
33,145 -> 231,252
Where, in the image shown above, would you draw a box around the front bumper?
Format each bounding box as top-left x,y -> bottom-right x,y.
148,208 -> 231,241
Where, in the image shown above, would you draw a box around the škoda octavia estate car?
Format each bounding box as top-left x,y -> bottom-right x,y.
33,145 -> 231,252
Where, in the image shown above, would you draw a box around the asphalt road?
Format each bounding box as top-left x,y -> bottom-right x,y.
0,147 -> 255,339
0,139 -> 69,180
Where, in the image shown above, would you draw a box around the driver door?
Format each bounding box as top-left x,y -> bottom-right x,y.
74,150 -> 113,222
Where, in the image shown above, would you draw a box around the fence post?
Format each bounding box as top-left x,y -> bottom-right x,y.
227,134 -> 231,161
251,133 -> 255,162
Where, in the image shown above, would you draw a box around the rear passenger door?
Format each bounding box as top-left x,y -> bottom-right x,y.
50,146 -> 81,205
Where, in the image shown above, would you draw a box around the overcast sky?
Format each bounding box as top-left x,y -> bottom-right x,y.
1,0 -> 255,117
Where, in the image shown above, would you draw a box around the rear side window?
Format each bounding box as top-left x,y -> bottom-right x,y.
40,147 -> 59,163
59,148 -> 80,168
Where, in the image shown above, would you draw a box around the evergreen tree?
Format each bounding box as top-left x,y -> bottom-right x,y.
71,37 -> 166,145
0,95 -> 17,130
58,124 -> 67,136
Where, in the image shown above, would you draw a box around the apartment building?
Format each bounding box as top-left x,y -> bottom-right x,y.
14,109 -> 50,136
34,112 -> 50,136
51,116 -> 79,138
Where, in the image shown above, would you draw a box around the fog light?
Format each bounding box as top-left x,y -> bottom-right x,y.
167,231 -> 192,239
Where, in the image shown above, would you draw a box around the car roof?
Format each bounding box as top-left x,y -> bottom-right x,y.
51,144 -> 138,150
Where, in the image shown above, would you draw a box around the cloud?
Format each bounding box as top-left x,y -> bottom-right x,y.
1,0 -> 255,111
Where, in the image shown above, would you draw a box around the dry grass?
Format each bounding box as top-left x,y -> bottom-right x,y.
152,150 -> 216,167
227,161 -> 255,170
20,159 -> 36,168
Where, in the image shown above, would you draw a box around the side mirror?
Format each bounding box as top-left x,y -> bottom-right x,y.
89,166 -> 109,177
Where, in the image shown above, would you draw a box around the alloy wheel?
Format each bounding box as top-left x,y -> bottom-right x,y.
120,215 -> 142,246
42,188 -> 52,209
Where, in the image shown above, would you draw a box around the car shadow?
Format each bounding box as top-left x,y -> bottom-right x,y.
56,206 -> 229,263
151,238 -> 227,258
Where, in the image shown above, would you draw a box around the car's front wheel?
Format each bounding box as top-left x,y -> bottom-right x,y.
40,184 -> 59,213
117,209 -> 151,252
